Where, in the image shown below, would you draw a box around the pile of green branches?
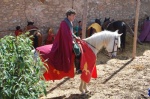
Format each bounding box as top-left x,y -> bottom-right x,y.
0,34 -> 46,99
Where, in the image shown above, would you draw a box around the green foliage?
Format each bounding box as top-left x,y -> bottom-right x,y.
0,34 -> 46,99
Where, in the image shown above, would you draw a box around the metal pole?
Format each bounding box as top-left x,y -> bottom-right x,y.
132,0 -> 141,58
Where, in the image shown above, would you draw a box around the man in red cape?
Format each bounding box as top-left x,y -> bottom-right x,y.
36,9 -> 97,83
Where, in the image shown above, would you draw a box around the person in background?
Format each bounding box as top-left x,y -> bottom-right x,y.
24,21 -> 38,32
77,21 -> 82,38
74,21 -> 82,38
45,28 -> 55,44
14,26 -> 22,36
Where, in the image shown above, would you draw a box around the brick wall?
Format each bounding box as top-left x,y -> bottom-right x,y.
0,0 -> 150,39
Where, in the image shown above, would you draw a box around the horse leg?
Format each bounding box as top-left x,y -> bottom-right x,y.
83,81 -> 89,93
79,79 -> 89,94
79,79 -> 84,93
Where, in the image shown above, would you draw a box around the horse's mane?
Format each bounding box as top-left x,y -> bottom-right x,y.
84,30 -> 118,43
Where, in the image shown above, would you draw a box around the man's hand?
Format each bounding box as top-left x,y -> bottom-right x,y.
76,37 -> 81,40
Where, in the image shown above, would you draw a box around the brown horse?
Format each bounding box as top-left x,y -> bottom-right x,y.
24,22 -> 43,48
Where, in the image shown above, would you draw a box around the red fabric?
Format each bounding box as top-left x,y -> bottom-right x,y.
15,30 -> 22,36
77,40 -> 97,83
36,45 -> 75,81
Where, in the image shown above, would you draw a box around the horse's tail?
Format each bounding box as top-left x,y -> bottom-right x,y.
123,21 -> 142,45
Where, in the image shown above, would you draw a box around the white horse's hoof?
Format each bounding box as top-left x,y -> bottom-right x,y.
80,91 -> 85,94
85,90 -> 90,93
79,87 -> 84,93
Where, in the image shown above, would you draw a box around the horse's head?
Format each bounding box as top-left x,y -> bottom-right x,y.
102,17 -> 110,30
95,18 -> 101,26
104,17 -> 110,23
106,30 -> 122,58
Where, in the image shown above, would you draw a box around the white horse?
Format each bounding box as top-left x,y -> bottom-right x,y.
79,30 -> 122,93
33,30 -> 122,94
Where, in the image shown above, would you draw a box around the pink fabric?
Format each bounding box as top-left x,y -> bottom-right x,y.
138,20 -> 150,42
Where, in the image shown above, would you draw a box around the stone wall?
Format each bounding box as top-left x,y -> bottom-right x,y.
0,0 -> 150,39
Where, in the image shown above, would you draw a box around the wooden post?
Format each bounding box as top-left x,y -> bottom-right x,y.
81,0 -> 88,39
72,0 -> 74,9
132,0 -> 140,58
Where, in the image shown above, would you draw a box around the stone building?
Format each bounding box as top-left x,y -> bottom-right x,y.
0,0 -> 150,40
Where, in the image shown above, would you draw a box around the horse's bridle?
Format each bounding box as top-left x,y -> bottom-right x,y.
108,37 -> 118,54
106,21 -> 115,29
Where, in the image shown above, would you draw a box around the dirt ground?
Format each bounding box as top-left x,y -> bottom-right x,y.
40,33 -> 150,99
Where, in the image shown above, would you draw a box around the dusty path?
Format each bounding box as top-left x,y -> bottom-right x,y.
40,34 -> 150,99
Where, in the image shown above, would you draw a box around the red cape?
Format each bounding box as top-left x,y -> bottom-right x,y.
36,20 -> 74,80
47,20 -> 73,72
